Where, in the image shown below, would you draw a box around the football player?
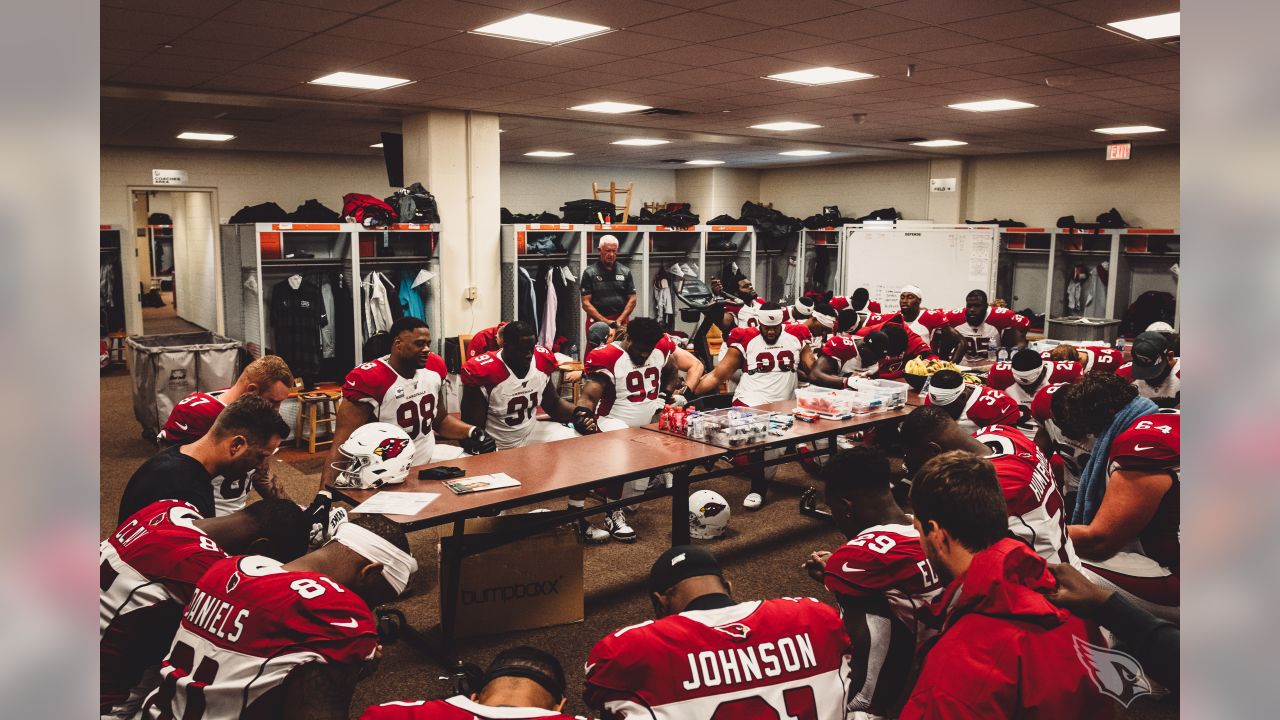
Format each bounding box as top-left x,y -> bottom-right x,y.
807,326 -> 890,388
986,349 -> 1082,402
803,447 -> 943,718
853,322 -> 940,380
693,303 -> 814,509
1115,330 -> 1181,408
828,286 -> 881,329
570,318 -> 700,542
899,405 -> 1080,566
1047,343 -> 1125,374
795,300 -> 838,353
119,396 -> 291,523
359,646 -> 584,719
1053,374 -> 1180,606
140,515 -> 416,720
158,355 -> 294,446
315,318 -> 494,534
584,546 -> 856,720
923,369 -> 1022,433
942,289 -> 1030,365
156,356 -> 295,514
100,499 -> 308,720
1030,382 -> 1093,492
865,285 -> 954,347
465,321 -> 508,360
461,321 -> 579,451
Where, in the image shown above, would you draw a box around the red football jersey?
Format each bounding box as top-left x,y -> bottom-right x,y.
100,501 -> 226,712
140,555 -> 377,720
466,323 -> 507,360
1107,411 -> 1180,570
343,354 -> 449,466
1029,383 -> 1094,491
985,360 -> 1082,395
925,385 -> 1021,432
830,296 -> 881,314
158,390 -> 228,444
823,523 -> 943,716
586,335 -> 676,425
727,324 -> 811,406
360,697 -> 587,720
1079,346 -> 1125,374
974,426 -> 1079,566
585,598 -> 853,719
865,309 -> 950,346
852,320 -> 935,380
820,333 -> 870,375
461,347 -> 560,450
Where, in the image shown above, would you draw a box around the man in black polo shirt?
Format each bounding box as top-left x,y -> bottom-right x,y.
581,234 -> 636,333
118,396 -> 290,523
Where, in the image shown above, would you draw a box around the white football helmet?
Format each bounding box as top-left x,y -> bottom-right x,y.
688,489 -> 731,540
331,423 -> 415,489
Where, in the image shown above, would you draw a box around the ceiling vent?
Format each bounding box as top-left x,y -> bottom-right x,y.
639,107 -> 694,117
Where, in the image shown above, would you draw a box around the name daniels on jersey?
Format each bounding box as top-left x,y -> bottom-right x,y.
183,587 -> 249,643
681,632 -> 818,691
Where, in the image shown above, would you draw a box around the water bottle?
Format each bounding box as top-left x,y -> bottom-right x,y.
986,338 -> 997,359
996,346 -> 1009,362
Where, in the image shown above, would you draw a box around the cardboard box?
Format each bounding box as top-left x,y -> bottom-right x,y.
440,514 -> 584,639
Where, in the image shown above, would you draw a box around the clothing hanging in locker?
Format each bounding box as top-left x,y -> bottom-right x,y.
540,266 -> 559,348
517,266 -> 538,331
363,271 -> 394,339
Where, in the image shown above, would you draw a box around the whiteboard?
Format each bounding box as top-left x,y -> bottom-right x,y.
841,223 -> 998,313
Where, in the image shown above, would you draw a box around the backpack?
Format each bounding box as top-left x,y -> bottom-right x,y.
342,193 -> 397,228
739,201 -> 802,251
385,182 -> 439,224
560,198 -> 616,223
288,199 -> 341,222
229,202 -> 289,224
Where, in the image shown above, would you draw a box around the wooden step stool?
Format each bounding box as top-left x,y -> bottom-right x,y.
295,388 -> 340,454
106,331 -> 128,365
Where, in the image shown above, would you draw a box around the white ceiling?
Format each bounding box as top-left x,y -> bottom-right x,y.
101,0 -> 1180,167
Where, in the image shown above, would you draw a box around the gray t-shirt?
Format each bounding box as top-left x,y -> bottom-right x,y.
581,260 -> 635,317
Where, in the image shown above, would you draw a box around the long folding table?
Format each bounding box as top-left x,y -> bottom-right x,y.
328,399 -> 918,664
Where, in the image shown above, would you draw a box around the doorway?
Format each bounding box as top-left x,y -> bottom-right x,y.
128,189 -> 219,335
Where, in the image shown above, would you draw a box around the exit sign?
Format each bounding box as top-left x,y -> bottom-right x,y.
1106,142 -> 1131,161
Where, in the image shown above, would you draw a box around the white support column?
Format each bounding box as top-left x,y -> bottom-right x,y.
402,110 -> 501,337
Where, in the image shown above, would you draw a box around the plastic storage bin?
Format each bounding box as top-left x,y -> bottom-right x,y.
795,387 -> 858,417
128,332 -> 244,440
845,378 -> 908,410
685,407 -> 771,448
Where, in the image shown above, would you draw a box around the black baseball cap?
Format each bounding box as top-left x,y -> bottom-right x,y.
1129,331 -> 1170,380
649,545 -> 723,594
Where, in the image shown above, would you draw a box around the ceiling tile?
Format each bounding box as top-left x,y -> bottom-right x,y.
568,31 -> 690,55
709,28 -> 834,54
533,0 -> 686,26
786,10 -> 924,41
1094,56 -> 1180,76
592,57 -> 696,78
109,65 -> 220,88
101,7 -> 203,35
383,47 -> 494,71
287,35 -> 414,63
936,76 -> 1037,93
626,12 -> 770,42
655,66 -> 752,86
1049,0 -> 1180,24
215,0 -> 356,32
102,0 -> 239,18
709,56 -> 814,77
877,0 -> 1037,24
131,53 -> 246,75
860,27 -> 983,53
913,42 -> 1032,66
645,43 -> 756,66
152,39 -> 276,62
1003,26 -> 1129,53
512,45 -> 628,69
964,55 -> 1075,75
372,0 -> 513,30
272,0 -> 392,10
463,58 -> 565,80
772,42 -> 896,66
326,17 -> 458,46
420,31 -> 544,58
196,75 -> 298,93
704,0 -> 851,25
944,7 -> 1088,40
183,21 -> 313,49
904,67 -> 992,84
537,68 -> 634,88
1050,44 -> 1171,66
426,70 -> 520,89
1134,70 -> 1179,85
227,62 -> 318,81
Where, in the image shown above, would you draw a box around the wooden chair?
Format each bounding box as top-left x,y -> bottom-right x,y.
592,181 -> 633,223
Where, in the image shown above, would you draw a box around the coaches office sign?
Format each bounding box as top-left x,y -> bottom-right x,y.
152,169 -> 189,186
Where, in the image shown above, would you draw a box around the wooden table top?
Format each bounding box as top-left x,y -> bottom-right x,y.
329,426 -> 724,529
642,398 -> 913,452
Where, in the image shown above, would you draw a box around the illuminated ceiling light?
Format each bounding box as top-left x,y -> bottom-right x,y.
524,150 -> 574,157
473,13 -> 610,44
750,121 -> 821,131
1093,125 -> 1166,135
612,138 -> 671,146
911,139 -> 968,147
767,67 -> 876,85
309,71 -> 412,90
571,101 -> 651,114
685,159 -> 724,165
779,150 -> 831,156
1106,12 -> 1180,40
948,99 -> 1037,112
177,132 -> 235,141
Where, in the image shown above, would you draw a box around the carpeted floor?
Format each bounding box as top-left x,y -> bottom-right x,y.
100,367 -> 1176,718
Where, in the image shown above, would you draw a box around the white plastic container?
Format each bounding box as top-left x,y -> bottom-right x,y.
845,378 -> 908,410
795,387 -> 858,416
